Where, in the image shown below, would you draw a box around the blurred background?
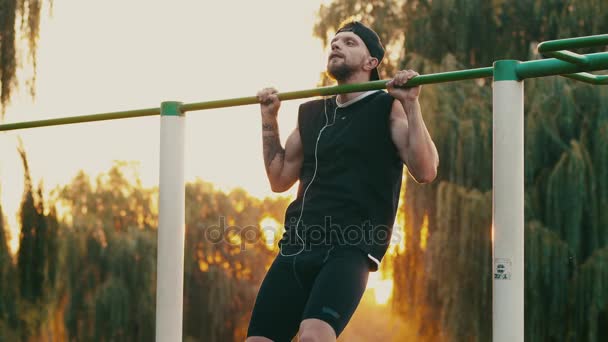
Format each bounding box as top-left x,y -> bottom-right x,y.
0,0 -> 607,341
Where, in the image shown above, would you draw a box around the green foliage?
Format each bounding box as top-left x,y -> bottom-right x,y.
58,164 -> 159,342
12,144 -> 62,339
430,182 -> 492,341
0,0 -> 50,116
17,143 -> 46,303
525,221 -> 572,340
590,87 -> 608,249
573,246 -> 608,341
0,203 -> 19,340
94,278 -> 130,341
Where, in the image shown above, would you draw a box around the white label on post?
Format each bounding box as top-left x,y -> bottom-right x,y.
494,258 -> 512,280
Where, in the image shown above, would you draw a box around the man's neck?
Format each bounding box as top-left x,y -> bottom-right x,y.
336,73 -> 371,103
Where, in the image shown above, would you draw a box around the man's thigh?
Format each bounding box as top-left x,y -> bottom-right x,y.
301,247 -> 370,337
247,255 -> 309,342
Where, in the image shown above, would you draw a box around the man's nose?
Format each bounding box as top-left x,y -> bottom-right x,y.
331,41 -> 341,50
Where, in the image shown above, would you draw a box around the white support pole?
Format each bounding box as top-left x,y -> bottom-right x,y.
492,60 -> 524,342
156,101 -> 185,342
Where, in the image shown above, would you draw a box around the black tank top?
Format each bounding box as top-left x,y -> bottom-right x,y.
280,91 -> 403,269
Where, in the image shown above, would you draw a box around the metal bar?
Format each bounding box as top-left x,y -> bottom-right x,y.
0,107 -> 160,131
493,60 -> 525,342
155,102 -> 186,342
562,72 -> 608,85
181,67 -> 494,112
0,67 -> 493,132
517,52 -> 608,79
538,34 -> 608,52
542,50 -> 589,66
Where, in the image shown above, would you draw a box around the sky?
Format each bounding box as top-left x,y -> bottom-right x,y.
0,0 -> 336,249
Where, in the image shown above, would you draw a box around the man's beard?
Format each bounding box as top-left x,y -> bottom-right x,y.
327,61 -> 356,82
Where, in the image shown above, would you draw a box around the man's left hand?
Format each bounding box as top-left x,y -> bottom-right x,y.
386,70 -> 421,102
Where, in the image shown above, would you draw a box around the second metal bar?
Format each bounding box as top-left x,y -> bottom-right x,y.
493,60 -> 525,342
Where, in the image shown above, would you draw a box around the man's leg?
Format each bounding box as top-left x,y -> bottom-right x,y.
298,318 -> 337,342
245,337 -> 274,342
247,254 -> 311,342
298,247 -> 370,341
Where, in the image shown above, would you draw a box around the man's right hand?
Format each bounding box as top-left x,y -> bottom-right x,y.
257,87 -> 281,117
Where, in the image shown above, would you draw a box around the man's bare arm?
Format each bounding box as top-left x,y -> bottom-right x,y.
389,99 -> 438,183
387,70 -> 439,183
258,88 -> 303,192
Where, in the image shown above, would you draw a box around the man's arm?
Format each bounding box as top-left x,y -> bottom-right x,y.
258,88 -> 303,192
262,120 -> 303,192
387,70 -> 439,183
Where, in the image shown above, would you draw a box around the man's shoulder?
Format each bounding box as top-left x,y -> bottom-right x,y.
369,90 -> 395,105
301,97 -> 328,108
298,92 -> 393,112
348,90 -> 394,113
299,97 -> 330,116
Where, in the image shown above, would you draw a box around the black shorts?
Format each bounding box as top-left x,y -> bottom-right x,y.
247,246 -> 371,341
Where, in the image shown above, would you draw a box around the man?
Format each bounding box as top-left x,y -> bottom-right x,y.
247,20 -> 439,342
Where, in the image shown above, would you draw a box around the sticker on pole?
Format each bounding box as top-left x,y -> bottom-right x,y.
494,258 -> 512,280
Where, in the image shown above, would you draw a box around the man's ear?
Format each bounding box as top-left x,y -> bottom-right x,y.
364,57 -> 379,71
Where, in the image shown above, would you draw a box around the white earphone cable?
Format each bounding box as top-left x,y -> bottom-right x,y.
280,97 -> 337,257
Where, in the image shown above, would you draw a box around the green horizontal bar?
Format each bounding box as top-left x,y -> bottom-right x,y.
1,67 -> 493,132
562,72 -> 608,85
538,34 -> 608,52
542,50 -> 589,66
0,107 -> 160,131
517,52 -> 608,79
183,67 -> 494,112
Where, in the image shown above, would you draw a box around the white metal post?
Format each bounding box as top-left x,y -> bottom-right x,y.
155,101 -> 186,342
492,60 -> 524,342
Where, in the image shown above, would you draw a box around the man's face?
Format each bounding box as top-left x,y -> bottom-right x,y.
327,31 -> 372,82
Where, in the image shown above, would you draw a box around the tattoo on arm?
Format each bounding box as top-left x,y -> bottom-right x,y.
262,120 -> 284,168
263,135 -> 285,168
262,122 -> 277,131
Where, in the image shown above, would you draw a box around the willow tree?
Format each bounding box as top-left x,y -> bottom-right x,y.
17,143 -> 47,303
315,1 -> 608,341
0,203 -> 19,340
57,164 -> 158,342
14,143 -> 62,340
0,0 -> 50,116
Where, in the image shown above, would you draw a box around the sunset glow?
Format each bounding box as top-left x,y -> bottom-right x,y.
259,216 -> 282,249
420,214 -> 429,250
367,272 -> 394,305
